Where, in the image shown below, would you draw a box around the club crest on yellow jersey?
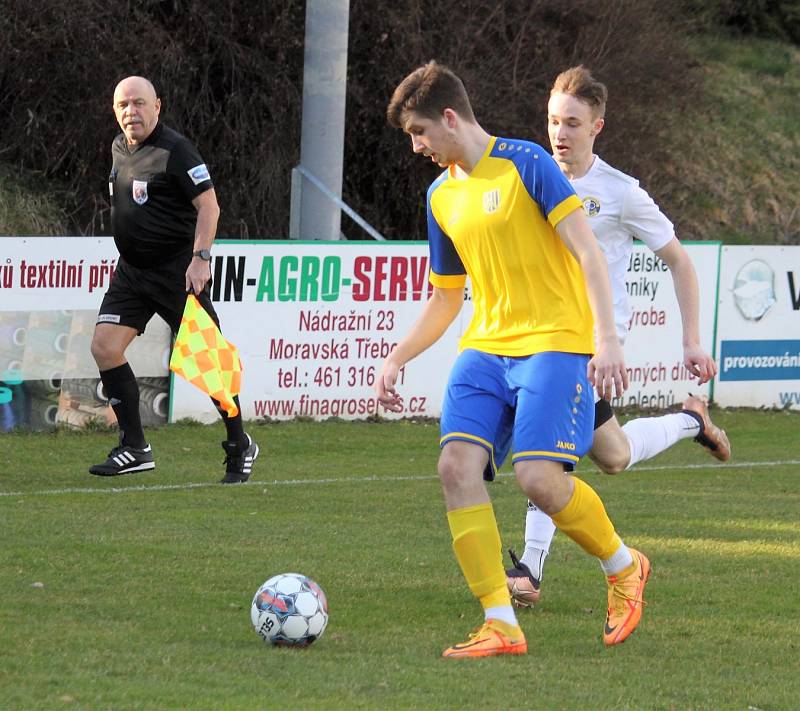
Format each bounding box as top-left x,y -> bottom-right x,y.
483,188 -> 501,214
582,196 -> 601,216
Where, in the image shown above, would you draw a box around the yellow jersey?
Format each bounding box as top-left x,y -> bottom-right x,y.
427,136 -> 594,356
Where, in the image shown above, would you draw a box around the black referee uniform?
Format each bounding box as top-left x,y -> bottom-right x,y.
92,118 -> 257,483
100,122 -> 219,333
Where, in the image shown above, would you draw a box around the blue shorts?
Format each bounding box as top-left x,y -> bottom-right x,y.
440,349 -> 594,480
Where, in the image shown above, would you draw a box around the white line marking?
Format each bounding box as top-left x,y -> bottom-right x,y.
0,459 -> 798,499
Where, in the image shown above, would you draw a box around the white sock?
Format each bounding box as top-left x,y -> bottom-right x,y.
623,412 -> 701,469
521,501 -> 557,580
599,542 -> 634,576
485,605 -> 518,627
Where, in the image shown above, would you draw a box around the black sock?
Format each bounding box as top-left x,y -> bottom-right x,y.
681,408 -> 705,438
100,363 -> 146,448
214,395 -> 246,447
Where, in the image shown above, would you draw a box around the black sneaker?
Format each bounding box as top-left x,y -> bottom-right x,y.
89,441 -> 155,476
220,434 -> 259,484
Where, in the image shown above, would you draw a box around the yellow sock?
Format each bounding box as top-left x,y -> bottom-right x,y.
550,477 -> 621,559
447,503 -> 511,610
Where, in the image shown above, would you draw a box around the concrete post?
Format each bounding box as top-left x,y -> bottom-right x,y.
291,0 -> 349,240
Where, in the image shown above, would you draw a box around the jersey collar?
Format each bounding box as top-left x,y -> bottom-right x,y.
447,136 -> 496,180
123,121 -> 164,154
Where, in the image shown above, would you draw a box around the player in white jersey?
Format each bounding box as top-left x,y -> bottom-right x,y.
506,66 -> 731,606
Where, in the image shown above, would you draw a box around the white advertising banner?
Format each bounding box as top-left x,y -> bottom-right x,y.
1,237 -> 119,310
1,237 -> 171,430
714,246 -> 800,410
171,240 -> 722,422
0,237 -> 730,426
0,237 -> 171,379
607,242 -> 720,409
169,241 -> 467,422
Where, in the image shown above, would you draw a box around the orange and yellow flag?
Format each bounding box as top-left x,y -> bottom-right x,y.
169,295 -> 242,417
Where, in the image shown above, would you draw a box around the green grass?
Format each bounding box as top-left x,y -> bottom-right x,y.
1,409 -> 799,710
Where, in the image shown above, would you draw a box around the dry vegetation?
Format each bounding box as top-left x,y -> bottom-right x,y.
0,0 -> 797,243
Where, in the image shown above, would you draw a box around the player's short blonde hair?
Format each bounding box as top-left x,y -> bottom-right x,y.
551,65 -> 607,118
386,60 -> 476,128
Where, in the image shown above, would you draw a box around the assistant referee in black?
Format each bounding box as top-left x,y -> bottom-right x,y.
90,75 -> 258,483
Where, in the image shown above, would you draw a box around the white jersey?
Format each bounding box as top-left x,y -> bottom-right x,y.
571,156 -> 674,342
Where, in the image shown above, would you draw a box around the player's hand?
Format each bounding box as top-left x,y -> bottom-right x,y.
185,258 -> 211,295
375,359 -> 404,413
588,338 -> 628,400
683,343 -> 717,385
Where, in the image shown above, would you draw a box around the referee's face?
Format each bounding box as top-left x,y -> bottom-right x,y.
113,76 -> 161,145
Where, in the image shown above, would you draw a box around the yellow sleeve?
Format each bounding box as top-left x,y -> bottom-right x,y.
429,271 -> 467,289
547,194 -> 583,228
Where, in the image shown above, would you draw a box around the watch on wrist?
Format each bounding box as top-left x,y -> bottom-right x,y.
193,249 -> 212,261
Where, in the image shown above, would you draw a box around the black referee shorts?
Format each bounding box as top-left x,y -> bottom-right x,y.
97,254 -> 220,335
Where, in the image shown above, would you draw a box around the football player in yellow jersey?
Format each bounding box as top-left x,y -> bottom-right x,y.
377,60 -> 650,657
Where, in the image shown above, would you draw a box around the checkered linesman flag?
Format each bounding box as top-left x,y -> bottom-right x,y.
169,295 -> 242,417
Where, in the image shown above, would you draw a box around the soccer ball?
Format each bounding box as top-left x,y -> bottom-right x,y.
251,573 -> 328,647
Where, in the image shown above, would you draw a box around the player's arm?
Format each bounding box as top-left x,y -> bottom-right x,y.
555,208 -> 628,399
376,286 -> 463,412
655,237 -> 717,384
186,187 -> 220,294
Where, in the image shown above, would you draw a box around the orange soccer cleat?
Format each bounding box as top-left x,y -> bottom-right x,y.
442,618 -> 527,659
604,548 -> 651,646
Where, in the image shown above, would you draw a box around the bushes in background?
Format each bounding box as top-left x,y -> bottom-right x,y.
1,0 -> 702,239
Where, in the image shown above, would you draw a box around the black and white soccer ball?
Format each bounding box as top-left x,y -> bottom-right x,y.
251,573 -> 329,647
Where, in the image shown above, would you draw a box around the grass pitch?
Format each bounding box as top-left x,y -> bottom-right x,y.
1,409 -> 799,710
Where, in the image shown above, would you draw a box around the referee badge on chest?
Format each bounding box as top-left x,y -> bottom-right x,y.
482,188 -> 501,214
132,180 -> 149,205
